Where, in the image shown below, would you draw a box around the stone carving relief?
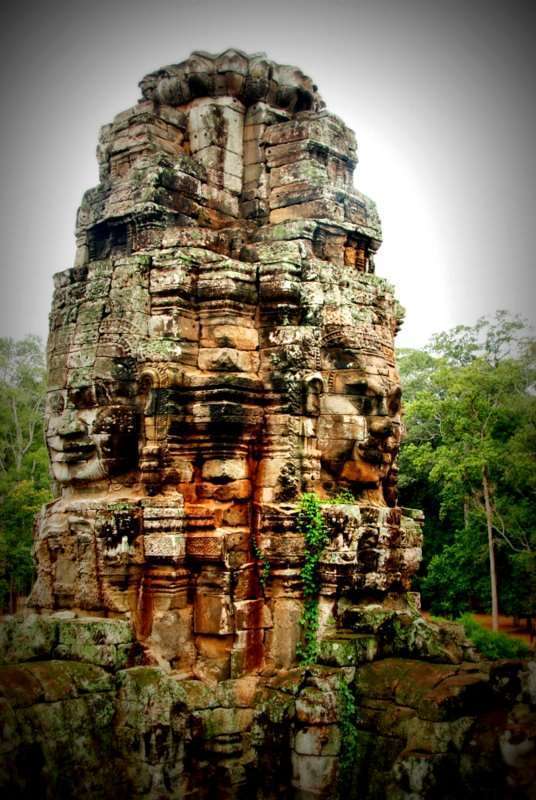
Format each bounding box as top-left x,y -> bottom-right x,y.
30,49 -> 421,679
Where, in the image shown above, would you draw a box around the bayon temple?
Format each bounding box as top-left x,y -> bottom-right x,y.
1,50 -> 534,800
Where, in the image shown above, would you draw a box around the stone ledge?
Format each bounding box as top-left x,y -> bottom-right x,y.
0,614 -> 139,671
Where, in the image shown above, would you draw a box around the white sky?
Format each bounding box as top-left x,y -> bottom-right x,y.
1,0 -> 534,348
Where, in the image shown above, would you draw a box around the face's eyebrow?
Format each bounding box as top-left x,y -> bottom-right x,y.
346,378 -> 369,393
347,378 -> 388,396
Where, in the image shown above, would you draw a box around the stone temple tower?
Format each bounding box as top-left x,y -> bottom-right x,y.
30,49 -> 423,679
3,50 -> 531,800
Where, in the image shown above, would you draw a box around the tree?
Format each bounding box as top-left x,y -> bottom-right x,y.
0,336 -> 47,475
398,313 -> 536,628
0,336 -> 51,611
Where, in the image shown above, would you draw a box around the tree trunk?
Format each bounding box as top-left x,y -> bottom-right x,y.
482,465 -> 499,631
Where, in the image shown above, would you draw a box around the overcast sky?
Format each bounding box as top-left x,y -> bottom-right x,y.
1,0 -> 534,348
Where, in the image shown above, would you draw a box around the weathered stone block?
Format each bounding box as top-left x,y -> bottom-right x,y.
296,687 -> 338,725
234,599 -> 271,630
293,724 -> 341,756
194,706 -> 254,738
291,751 -> 338,795
202,458 -> 249,483
53,618 -> 135,670
0,615 -> 58,665
144,533 -> 186,560
318,632 -> 378,667
194,594 -> 234,635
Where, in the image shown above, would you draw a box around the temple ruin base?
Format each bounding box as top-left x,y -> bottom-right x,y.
1,613 -> 535,799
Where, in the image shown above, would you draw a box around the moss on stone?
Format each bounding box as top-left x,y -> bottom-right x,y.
0,664 -> 44,708
0,614 -> 59,665
318,633 -> 378,667
54,618 -> 135,670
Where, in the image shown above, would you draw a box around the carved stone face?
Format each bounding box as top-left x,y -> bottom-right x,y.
46,382 -> 139,484
316,363 -> 402,500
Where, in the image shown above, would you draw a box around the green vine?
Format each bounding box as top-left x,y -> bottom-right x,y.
338,676 -> 359,793
324,488 -> 356,505
296,492 -> 329,664
252,539 -> 270,588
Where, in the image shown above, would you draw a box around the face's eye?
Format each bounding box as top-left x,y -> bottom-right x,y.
388,388 -> 402,415
93,407 -> 136,434
347,380 -> 369,395
47,392 -> 65,415
68,385 -> 97,409
95,382 -> 112,406
362,397 -> 373,415
346,380 -> 373,414
388,398 -> 400,415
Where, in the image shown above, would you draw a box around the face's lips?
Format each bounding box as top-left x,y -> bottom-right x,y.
358,446 -> 385,465
357,439 -> 398,465
48,439 -> 96,463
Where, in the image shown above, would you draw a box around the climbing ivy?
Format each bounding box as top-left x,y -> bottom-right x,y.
338,676 -> 359,793
296,492 -> 329,664
252,538 -> 270,589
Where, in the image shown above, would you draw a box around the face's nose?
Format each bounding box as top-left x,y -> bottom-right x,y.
56,408 -> 87,437
375,395 -> 389,416
367,416 -> 394,437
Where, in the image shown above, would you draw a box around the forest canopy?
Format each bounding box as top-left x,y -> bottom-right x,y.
0,336 -> 51,611
398,311 -> 535,625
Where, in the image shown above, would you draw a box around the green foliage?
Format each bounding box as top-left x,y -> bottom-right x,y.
421,525 -> 490,616
252,538 -> 270,589
500,551 -> 536,619
460,614 -> 531,659
398,312 -> 536,619
297,598 -> 321,665
0,479 -> 50,608
0,336 -> 51,611
296,492 -> 328,664
295,490 -> 359,662
324,488 -> 356,505
337,676 -> 359,793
